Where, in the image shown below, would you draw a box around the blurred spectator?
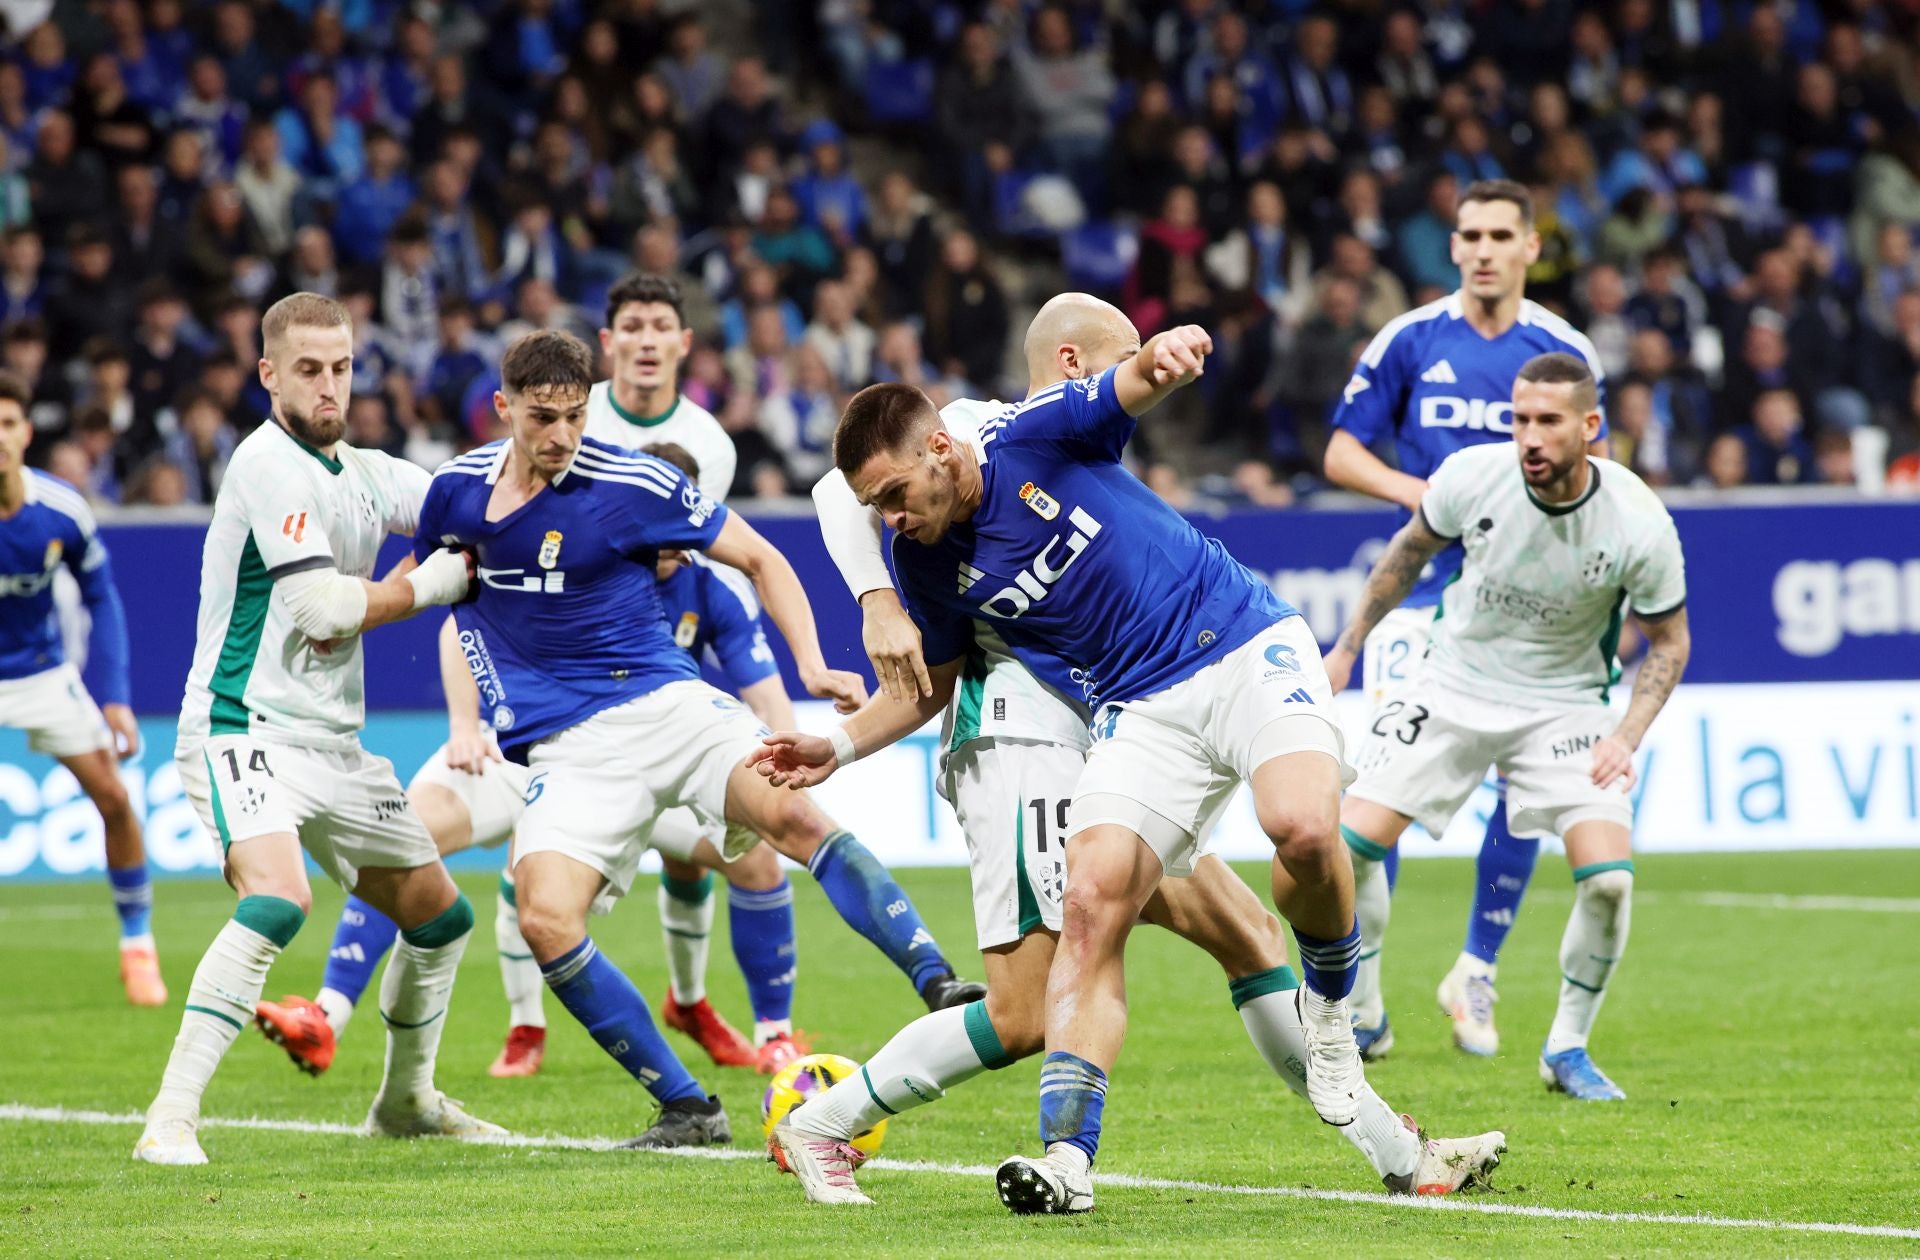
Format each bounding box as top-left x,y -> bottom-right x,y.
1577,264 -> 1635,383
346,393 -> 403,458
46,226 -> 131,360
184,181 -> 274,313
1396,171 -> 1460,295
753,188 -> 835,287
1608,379 -> 1670,485
276,72 -> 365,198
418,160 -> 494,301
282,225 -> 340,299
1229,459 -> 1296,508
26,110 -> 107,232
176,57 -> 248,177
233,119 -> 301,257
4,319 -> 70,445
1813,428 -> 1856,487
922,229 -> 1010,394
1849,132 -> 1920,271
1313,235 -> 1409,335
1861,223 -> 1920,339
409,56 -> 509,166
1206,181 -> 1309,320
1784,62 -> 1861,219
1277,274 -> 1368,433
1128,185 -> 1211,337
612,127 -> 699,236
382,216 -> 441,374
1675,183 -> 1751,308
719,263 -> 804,352
1624,250 -> 1703,358
727,302 -> 796,404
868,172 -> 936,321
652,17 -> 726,126
803,279 -> 874,394
161,390 -> 237,503
1013,6 -> 1116,207
1375,10 -> 1438,107
1736,388 -> 1818,484
1283,14 -> 1352,136
155,128 -> 209,224
334,127 -> 416,267
73,54 -> 154,171
111,165 -> 180,288
706,56 -> 783,185
792,121 -> 867,247
124,454 -> 188,506
757,343 -> 839,485
483,0 -> 570,109
128,283 -> 202,431
938,22 -> 1030,229
1624,327 -> 1712,476
0,226 -> 43,326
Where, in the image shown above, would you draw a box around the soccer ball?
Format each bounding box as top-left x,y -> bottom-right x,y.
761,1053 -> 888,1165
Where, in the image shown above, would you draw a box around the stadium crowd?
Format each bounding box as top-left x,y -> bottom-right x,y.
4,0 -> 1919,510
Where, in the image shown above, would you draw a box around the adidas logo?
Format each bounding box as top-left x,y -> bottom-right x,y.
330,944 -> 365,962
1420,359 -> 1458,384
1281,688 -> 1312,704
909,927 -> 936,949
957,563 -> 987,594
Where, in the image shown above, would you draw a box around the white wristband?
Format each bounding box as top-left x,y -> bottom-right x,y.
827,725 -> 859,767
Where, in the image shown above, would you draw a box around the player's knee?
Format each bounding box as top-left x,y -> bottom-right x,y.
1577,868 -> 1633,911
761,792 -> 831,849
514,896 -> 580,958
1060,871 -> 1135,942
88,773 -> 134,824
1258,798 -> 1339,865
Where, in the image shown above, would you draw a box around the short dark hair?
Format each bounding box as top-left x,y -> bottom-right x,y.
1458,178 -> 1534,227
0,368 -> 30,409
1515,351 -> 1597,412
605,271 -> 686,331
641,441 -> 700,480
834,383 -> 941,477
4,317 -> 47,345
500,329 -> 594,396
83,336 -> 128,367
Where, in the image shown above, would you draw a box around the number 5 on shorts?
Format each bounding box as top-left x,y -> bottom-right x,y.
523,772 -> 547,806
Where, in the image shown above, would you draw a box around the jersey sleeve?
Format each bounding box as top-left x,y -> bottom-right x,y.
607,457 -> 731,555
1625,512 -> 1687,618
1414,447 -> 1475,540
62,507 -> 130,707
692,426 -> 737,503
410,473 -> 455,563
701,568 -> 781,690
1004,366 -> 1133,463
888,537 -> 975,668
242,464 -> 339,579
1331,321 -> 1412,448
377,454 -> 433,536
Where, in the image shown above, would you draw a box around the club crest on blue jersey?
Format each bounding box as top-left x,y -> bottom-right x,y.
42,539 -> 61,570
674,610 -> 699,648
1018,481 -> 1060,521
537,530 -> 563,570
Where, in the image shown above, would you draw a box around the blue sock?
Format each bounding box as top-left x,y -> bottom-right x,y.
1293,921 -> 1363,1001
1464,796 -> 1539,966
541,937 -> 704,1104
1382,842 -> 1401,893
807,831 -> 948,993
107,863 -> 152,940
320,895 -> 399,1007
1037,1051 -> 1108,1166
729,880 -> 797,1024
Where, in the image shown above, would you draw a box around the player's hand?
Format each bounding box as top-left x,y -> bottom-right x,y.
102,703 -> 140,761
1591,733 -> 1637,791
406,547 -> 476,609
748,732 -> 837,789
860,590 -> 932,702
446,725 -> 502,775
804,668 -> 869,715
1322,645 -> 1356,694
1145,325 -> 1212,387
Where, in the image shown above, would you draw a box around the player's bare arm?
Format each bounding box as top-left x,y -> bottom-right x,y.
1113,325 -> 1212,414
1323,429 -> 1428,514
703,512 -> 866,713
1591,607 -> 1690,791
738,674 -> 797,731
433,615 -> 498,773
750,658 -> 961,789
281,548 -> 474,650
1324,512 -> 1451,691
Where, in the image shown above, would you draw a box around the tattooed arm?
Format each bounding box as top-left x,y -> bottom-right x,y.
1591,606 -> 1690,790
1321,512 -> 1451,692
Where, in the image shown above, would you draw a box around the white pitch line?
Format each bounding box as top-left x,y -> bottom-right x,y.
5,1103 -> 1917,1241
1653,891 -> 1920,914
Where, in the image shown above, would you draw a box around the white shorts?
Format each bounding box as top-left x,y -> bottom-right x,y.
1070,617 -> 1354,876
1345,672 -> 1633,841
513,681 -> 766,909
0,663 -> 110,757
178,730 -> 438,893
943,737 -> 1077,949
408,744 -> 531,850
1362,606 -> 1435,706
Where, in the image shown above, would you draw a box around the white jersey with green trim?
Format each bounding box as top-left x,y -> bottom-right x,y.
177,420 -> 431,753
934,397 -> 1090,762
1417,443 -> 1687,708
585,383 -> 735,502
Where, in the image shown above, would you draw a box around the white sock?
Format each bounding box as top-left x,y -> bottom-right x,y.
1237,984 -> 1418,1180
1350,851 -> 1390,1023
120,932 -> 156,953
798,1004 -> 998,1139
658,876 -> 714,1007
755,1018 -> 793,1045
379,929 -> 470,1103
1545,868 -> 1633,1055
495,880 -> 545,1029
316,987 -> 355,1038
149,919 -> 281,1122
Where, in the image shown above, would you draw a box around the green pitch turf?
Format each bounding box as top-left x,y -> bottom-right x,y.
3,850 -> 1917,1257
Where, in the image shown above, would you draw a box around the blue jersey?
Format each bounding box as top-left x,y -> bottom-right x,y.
659,555 -> 779,692
1332,293 -> 1609,605
414,437 -> 729,757
892,366 -> 1298,712
0,470 -> 130,703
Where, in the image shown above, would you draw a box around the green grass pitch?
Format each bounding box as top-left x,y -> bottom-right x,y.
3,850 -> 1917,1257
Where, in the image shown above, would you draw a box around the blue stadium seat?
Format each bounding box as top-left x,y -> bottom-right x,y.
863,58 -> 934,126
1061,221 -> 1139,292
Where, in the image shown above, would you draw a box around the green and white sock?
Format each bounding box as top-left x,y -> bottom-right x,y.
658,871 -> 714,1006
379,894 -> 473,1103
495,873 -> 544,1028
1343,826 -> 1392,1024
1546,864 -> 1633,1055
1232,965 -> 1418,1180
799,1001 -> 1011,1139
149,895 -> 304,1122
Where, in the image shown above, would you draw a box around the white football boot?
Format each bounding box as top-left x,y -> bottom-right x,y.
1297,986 -> 1366,1126
366,1090 -> 507,1140
1436,960 -> 1500,1057
769,1112 -> 874,1206
996,1146 -> 1094,1214
132,1114 -> 208,1166
1384,1115 -> 1507,1195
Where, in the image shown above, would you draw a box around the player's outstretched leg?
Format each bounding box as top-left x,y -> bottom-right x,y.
1341,823 -> 1396,1060
66,750 -> 165,1006
490,869 -> 548,1077
517,852 -> 728,1148
1439,792 -> 1537,1057
356,863 -> 503,1141
135,835 -> 311,1165
730,765 -> 983,1011
1541,849 -> 1634,1102
654,861 -> 756,1069
720,848 -> 807,1074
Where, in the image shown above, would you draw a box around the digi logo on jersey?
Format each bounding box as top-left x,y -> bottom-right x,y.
977,505 -> 1104,620
479,566 -> 566,593
1419,396 -> 1513,432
